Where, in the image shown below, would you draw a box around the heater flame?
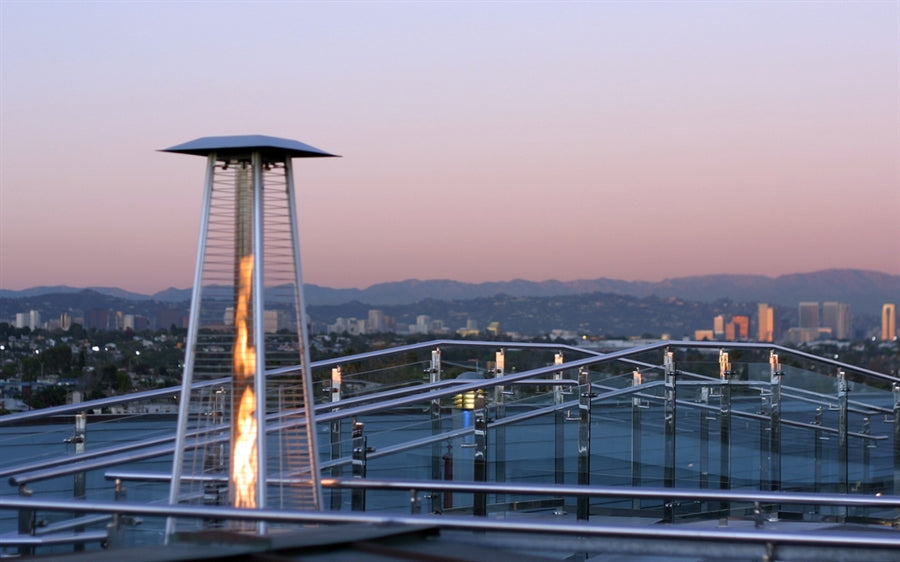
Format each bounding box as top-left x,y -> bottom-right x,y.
231,255 -> 257,509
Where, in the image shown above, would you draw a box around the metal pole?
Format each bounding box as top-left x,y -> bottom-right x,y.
862,416 -> 871,494
769,352 -> 782,493
73,413 -> 86,499
814,406 -> 823,505
351,420 -> 367,512
836,370 -> 848,501
73,412 -> 86,552
577,367 -> 591,521
284,157 -> 324,511
719,350 -> 732,521
250,152 -> 267,534
330,366 -> 342,511
554,352 -> 565,486
663,351 -> 676,523
165,153 -> 216,542
493,349 -> 506,493
699,382 -> 710,514
632,369 -> 643,511
473,394 -> 488,516
430,348 -> 442,512
18,485 -> 33,556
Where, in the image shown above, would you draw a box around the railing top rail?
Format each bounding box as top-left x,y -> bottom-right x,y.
100,471 -> 900,509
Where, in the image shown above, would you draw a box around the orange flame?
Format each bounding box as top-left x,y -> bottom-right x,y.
232,255 -> 257,509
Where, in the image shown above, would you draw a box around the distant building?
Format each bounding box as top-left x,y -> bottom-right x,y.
367,310 -> 386,333
155,307 -> 185,331
713,315 -> 726,340
730,315 -> 749,341
757,303 -> 774,343
822,302 -> 852,340
60,312 -> 72,331
328,317 -> 365,335
694,329 -> 714,341
409,315 -> 432,335
85,309 -> 111,330
28,310 -> 41,331
16,310 -> 42,330
883,303 -> 897,341
798,302 -> 819,330
786,327 -> 828,344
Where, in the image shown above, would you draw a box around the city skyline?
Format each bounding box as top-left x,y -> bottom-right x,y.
2,2 -> 898,294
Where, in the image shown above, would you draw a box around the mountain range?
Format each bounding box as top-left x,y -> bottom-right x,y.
1,269 -> 896,314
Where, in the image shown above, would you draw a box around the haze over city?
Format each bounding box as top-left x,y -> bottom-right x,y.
1,1 -> 898,295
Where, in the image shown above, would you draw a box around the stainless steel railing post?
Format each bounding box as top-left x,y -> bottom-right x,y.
492,348 -> 507,498
17,485 -> 34,556
837,370 -> 849,521
554,352 -> 565,486
330,366 -> 343,511
473,394 -> 488,517
351,419 -> 368,512
631,369 -> 643,511
770,352 -> 783,493
663,351 -> 676,523
430,348 -> 443,512
576,367 -> 592,521
718,350 -> 732,522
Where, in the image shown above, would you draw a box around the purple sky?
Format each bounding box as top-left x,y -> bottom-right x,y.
1,2 -> 898,294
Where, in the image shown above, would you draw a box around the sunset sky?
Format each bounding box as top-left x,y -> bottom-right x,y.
1,1 -> 898,294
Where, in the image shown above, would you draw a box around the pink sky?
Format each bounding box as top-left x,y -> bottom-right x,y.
1,2 -> 898,294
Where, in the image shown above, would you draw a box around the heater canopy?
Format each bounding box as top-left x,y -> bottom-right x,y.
162,135 -> 339,161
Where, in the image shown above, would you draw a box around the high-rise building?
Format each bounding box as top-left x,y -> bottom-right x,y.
822,302 -> 852,340
28,310 -> 41,331
86,309 -> 111,330
60,312 -> 72,331
731,315 -> 750,340
798,302 -> 819,329
14,313 -> 27,329
713,315 -> 726,339
883,303 -> 897,341
757,303 -> 774,343
367,309 -> 385,333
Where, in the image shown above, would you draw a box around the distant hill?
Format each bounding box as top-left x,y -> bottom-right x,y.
308,269 -> 898,314
0,285 -> 150,301
1,269 -> 896,315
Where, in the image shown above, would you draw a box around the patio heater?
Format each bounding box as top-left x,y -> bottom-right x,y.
161,136 -> 337,538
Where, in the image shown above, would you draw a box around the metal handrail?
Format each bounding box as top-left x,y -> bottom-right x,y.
100,472 -> 900,509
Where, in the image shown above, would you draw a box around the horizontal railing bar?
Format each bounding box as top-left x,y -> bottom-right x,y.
0,530 -> 108,547
35,513 -> 111,535
0,496 -> 898,551
320,477 -> 900,507
103,471 -> 900,509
